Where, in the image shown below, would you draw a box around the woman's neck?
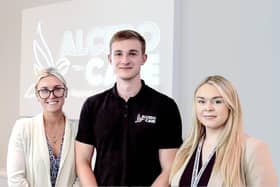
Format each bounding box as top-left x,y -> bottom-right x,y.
43,112 -> 65,127
205,132 -> 219,145
204,125 -> 225,146
201,133 -> 219,165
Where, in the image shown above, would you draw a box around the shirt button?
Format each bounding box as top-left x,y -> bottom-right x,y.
124,113 -> 128,118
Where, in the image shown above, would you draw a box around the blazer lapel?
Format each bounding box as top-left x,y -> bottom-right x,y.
36,113 -> 51,171
207,171 -> 223,187
58,118 -> 72,172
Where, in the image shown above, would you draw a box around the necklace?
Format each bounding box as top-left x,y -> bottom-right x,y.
44,115 -> 65,145
191,136 -> 217,187
45,128 -> 65,145
46,134 -> 61,145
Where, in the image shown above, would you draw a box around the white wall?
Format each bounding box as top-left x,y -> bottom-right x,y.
173,0 -> 279,178
0,1 -> 21,173
0,0 -> 68,180
0,0 -> 279,181
0,176 -> 8,187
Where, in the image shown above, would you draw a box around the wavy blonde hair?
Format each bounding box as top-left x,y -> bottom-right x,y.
170,75 -> 245,187
34,67 -> 67,90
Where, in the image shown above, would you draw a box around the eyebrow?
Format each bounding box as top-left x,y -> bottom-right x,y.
196,96 -> 223,99
38,85 -> 64,89
113,50 -> 122,53
113,49 -> 140,53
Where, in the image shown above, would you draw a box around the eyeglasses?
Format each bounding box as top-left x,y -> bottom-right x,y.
37,87 -> 66,99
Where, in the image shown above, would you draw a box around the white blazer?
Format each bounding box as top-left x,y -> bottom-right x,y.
170,135 -> 278,187
7,113 -> 79,187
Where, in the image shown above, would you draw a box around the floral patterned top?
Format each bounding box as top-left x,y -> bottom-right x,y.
46,136 -> 64,187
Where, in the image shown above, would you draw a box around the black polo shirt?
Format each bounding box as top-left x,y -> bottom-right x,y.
76,81 -> 182,186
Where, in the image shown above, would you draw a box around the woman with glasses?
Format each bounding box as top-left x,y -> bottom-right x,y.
7,67 -> 79,187
169,75 -> 278,187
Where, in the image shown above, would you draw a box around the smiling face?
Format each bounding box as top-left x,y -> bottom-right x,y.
108,39 -> 147,81
195,83 -> 229,131
36,75 -> 66,114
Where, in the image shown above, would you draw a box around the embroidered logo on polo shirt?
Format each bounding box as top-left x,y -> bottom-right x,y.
135,114 -> 157,124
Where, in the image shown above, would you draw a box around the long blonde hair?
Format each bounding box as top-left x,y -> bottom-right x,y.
170,75 -> 245,187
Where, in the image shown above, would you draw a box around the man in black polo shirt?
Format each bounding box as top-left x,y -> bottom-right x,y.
75,29 -> 182,187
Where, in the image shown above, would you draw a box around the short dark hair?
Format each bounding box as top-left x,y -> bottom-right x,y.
109,30 -> 146,54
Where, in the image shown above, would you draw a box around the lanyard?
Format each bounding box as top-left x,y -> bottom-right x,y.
191,136 -> 216,187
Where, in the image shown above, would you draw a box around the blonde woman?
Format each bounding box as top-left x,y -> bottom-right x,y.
170,75 -> 278,187
7,67 -> 79,187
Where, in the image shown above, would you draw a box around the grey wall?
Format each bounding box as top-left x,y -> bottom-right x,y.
0,0 -> 279,181
173,0 -> 280,178
0,0 -> 69,178
0,1 -> 21,174
0,175 -> 8,187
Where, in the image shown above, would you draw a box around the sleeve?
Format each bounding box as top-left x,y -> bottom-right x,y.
158,98 -> 183,149
245,139 -> 278,187
76,98 -> 95,145
7,120 -> 29,187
